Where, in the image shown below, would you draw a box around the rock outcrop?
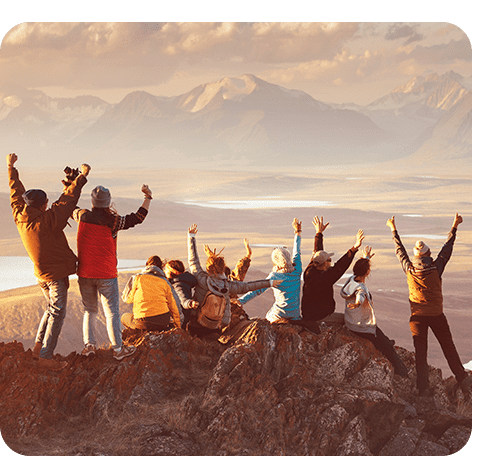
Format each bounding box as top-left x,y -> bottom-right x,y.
0,316 -> 471,455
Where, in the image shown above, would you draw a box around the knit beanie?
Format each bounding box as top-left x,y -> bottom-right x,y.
272,247 -> 295,273
91,185 -> 111,208
413,240 -> 430,257
312,250 -> 334,265
22,189 -> 47,208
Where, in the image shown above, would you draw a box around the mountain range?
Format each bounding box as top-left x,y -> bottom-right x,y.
0,72 -> 471,171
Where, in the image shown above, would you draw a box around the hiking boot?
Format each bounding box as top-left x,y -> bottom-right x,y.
113,345 -> 136,361
459,374 -> 472,393
81,343 -> 97,356
38,358 -> 68,371
32,342 -> 42,360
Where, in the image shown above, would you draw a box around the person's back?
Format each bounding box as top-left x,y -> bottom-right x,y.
73,184 -> 152,360
7,154 -> 90,367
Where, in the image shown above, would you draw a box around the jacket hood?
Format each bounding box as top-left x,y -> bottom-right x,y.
206,275 -> 229,296
340,275 -> 363,299
142,265 -> 166,278
412,255 -> 434,270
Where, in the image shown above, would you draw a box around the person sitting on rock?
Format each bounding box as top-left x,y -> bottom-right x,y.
341,246 -> 409,377
164,259 -> 198,329
387,214 -> 471,395
301,216 -> 364,322
237,218 -> 302,323
121,255 -> 183,333
187,224 -> 281,338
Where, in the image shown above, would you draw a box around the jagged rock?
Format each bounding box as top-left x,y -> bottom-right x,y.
0,317 -> 471,455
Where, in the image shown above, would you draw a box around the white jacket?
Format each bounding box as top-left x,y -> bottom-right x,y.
340,275 -> 376,335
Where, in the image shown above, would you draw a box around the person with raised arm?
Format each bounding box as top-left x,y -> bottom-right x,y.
6,153 -> 90,370
237,218 -> 303,323
387,213 -> 471,395
341,246 -> 408,377
302,215 -> 364,322
72,183 -> 152,360
186,224 -> 281,338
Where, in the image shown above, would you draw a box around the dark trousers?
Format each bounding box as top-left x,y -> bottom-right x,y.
353,326 -> 408,377
409,313 -> 466,390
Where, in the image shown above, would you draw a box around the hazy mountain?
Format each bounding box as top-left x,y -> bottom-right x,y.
0,72 -> 471,170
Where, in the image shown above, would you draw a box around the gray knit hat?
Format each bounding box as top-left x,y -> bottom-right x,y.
312,250 -> 334,265
413,240 -> 430,257
22,189 -> 47,208
91,185 -> 111,208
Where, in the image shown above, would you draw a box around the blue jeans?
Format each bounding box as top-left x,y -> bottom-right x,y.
36,277 -> 69,360
78,277 -> 122,350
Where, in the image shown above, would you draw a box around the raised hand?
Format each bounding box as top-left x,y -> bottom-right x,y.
244,238 -> 252,258
386,215 -> 396,231
6,153 -> 18,167
80,163 -> 91,177
293,218 -> 302,234
312,215 -> 329,234
141,184 -> 152,199
452,213 -> 463,228
353,229 -> 365,249
362,245 -> 375,259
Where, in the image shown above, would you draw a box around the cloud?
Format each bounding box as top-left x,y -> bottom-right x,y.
0,22 -> 361,90
385,23 -> 423,45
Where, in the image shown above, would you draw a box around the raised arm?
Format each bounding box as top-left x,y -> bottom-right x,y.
6,153 -> 26,219
387,215 -> 412,273
292,218 -> 302,272
187,224 -> 203,275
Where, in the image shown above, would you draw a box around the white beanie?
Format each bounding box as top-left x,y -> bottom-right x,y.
413,240 -> 430,257
91,185 -> 111,208
271,247 -> 295,273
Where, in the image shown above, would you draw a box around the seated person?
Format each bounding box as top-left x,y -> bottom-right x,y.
302,216 -> 364,322
121,255 -> 182,332
165,259 -> 198,329
187,224 -> 280,338
238,218 -> 302,323
341,247 -> 408,377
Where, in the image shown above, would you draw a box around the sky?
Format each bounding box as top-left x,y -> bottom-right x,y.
0,18 -> 472,106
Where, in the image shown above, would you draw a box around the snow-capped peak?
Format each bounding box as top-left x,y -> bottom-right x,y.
185,74 -> 258,113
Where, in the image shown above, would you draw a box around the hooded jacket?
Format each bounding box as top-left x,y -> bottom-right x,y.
392,228 -> 456,316
8,166 -> 87,282
188,233 -> 272,327
340,275 -> 376,334
122,265 -> 182,327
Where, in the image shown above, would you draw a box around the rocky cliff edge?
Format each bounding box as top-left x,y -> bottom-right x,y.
0,316 -> 471,455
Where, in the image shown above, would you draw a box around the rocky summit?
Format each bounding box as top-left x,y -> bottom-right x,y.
0,315 -> 471,456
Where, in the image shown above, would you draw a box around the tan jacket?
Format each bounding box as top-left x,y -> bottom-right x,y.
8,167 -> 87,283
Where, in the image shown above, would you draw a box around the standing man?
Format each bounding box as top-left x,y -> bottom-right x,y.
301,216 -> 364,321
386,214 -> 471,395
7,153 -> 90,370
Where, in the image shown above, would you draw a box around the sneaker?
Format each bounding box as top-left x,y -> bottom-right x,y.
113,345 -> 136,361
38,358 -> 68,371
82,343 -> 97,356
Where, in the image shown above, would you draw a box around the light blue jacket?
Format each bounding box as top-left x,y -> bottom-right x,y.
238,234 -> 302,322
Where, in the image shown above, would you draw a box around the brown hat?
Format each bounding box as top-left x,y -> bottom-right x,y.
312,250 -> 334,265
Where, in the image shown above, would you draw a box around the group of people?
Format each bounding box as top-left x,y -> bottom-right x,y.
6,154 -> 471,395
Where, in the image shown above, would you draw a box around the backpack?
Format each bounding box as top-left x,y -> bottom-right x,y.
197,291 -> 227,329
